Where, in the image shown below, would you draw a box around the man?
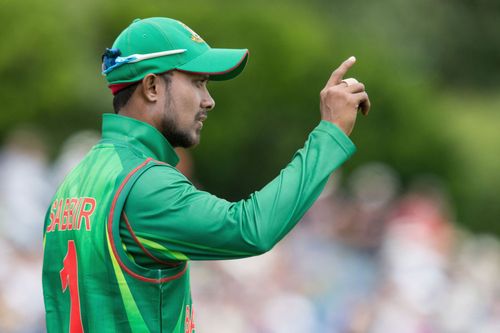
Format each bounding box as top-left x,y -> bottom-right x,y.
42,17 -> 370,333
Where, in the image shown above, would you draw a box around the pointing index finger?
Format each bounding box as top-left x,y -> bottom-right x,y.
327,56 -> 356,86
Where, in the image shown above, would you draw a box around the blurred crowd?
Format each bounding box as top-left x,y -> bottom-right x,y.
1,128 -> 499,333
190,165 -> 500,333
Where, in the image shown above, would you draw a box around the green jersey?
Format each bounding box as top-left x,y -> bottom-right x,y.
42,114 -> 355,332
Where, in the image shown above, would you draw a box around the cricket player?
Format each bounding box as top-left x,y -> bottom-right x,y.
42,17 -> 370,332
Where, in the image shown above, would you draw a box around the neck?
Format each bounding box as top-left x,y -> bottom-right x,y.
119,100 -> 159,131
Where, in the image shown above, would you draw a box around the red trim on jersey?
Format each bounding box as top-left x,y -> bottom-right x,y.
122,212 -> 181,267
107,158 -> 188,283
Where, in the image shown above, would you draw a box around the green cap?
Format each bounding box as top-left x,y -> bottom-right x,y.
103,17 -> 249,86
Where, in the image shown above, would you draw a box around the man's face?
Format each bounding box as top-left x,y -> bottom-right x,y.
159,71 -> 215,148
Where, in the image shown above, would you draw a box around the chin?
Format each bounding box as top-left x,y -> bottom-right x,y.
189,138 -> 201,147
180,134 -> 200,148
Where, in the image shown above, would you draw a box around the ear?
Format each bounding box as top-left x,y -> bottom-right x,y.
140,74 -> 162,102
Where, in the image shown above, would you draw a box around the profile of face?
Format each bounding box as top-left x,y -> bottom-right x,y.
159,71 -> 215,148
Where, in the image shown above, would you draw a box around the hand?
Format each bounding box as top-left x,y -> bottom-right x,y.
319,56 -> 371,136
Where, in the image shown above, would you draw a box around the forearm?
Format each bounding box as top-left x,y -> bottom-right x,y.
229,121 -> 355,252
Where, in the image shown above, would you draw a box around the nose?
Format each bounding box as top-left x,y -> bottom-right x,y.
201,88 -> 215,111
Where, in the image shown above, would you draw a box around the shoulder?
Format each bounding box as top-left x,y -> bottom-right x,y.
129,161 -> 193,202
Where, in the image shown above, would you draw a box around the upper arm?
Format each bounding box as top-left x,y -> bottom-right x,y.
122,165 -> 264,262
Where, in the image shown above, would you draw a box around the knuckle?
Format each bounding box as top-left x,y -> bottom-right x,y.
322,86 -> 356,101
322,87 -> 336,96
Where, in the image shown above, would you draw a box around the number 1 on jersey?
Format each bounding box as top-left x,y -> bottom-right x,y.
60,240 -> 84,333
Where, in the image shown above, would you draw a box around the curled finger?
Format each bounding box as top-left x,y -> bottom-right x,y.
353,92 -> 371,115
346,82 -> 366,94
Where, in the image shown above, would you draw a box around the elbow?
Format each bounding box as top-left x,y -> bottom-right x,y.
252,238 -> 276,255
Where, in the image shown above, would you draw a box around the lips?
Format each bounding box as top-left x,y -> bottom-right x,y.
196,111 -> 208,122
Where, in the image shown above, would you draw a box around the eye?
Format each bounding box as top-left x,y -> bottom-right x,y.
194,77 -> 209,88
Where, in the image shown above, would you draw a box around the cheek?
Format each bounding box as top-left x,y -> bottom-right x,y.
170,102 -> 194,131
169,81 -> 201,125
180,93 -> 201,120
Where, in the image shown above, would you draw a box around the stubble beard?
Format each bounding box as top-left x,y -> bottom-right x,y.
160,89 -> 200,148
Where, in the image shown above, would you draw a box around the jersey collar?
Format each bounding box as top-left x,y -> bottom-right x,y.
101,113 -> 180,166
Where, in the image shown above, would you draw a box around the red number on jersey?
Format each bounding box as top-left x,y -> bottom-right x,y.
60,240 -> 84,333
185,305 -> 195,333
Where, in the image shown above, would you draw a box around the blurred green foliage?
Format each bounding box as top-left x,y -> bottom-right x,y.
1,0 -> 499,234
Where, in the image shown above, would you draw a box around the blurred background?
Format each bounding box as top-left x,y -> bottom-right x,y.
0,0 -> 499,332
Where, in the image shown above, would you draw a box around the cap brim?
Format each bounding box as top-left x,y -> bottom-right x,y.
177,48 -> 249,81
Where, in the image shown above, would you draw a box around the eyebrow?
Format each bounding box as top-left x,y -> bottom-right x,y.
193,74 -> 209,79
191,74 -> 210,82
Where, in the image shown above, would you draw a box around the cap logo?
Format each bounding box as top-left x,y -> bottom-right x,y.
179,21 -> 204,43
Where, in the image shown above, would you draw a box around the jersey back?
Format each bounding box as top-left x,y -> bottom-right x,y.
42,141 -> 193,333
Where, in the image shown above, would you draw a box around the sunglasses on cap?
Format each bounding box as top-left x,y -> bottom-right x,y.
101,47 -> 186,75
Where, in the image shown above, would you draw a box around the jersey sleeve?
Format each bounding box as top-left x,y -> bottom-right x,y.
121,121 -> 355,262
